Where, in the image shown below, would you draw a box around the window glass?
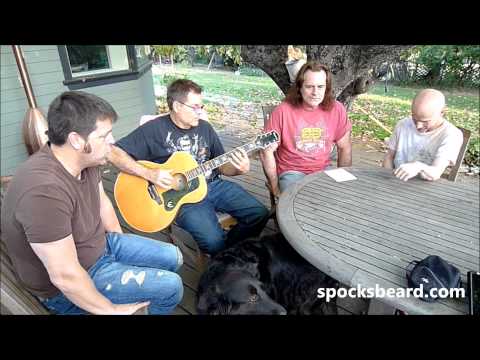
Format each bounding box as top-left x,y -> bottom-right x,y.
66,45 -> 129,77
135,45 -> 151,67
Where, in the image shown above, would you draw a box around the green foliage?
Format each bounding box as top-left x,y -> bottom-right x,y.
151,45 -> 243,68
172,46 -> 189,63
398,45 -> 480,88
465,137 -> 480,167
215,45 -> 242,67
193,45 -> 242,68
152,45 -> 176,57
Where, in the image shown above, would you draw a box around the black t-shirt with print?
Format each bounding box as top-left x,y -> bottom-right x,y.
115,114 -> 225,181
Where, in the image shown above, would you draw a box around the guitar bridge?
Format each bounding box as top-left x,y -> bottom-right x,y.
147,181 -> 163,205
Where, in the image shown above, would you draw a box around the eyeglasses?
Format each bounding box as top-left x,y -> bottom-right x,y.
178,101 -> 204,112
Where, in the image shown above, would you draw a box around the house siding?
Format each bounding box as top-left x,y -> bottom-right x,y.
1,45 -> 156,176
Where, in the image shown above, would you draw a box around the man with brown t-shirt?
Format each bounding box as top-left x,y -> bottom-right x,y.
1,91 -> 184,315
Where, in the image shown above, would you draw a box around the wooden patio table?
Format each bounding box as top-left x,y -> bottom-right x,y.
277,166 -> 479,314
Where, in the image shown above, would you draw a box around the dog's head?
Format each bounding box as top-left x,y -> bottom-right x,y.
196,270 -> 287,315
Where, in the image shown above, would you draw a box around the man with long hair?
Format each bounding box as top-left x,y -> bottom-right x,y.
261,61 -> 352,196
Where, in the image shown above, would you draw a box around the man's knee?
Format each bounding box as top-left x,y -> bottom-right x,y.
246,203 -> 270,226
160,273 -> 184,306
279,171 -> 306,192
257,204 -> 270,221
172,273 -> 184,303
175,245 -> 183,270
198,230 -> 226,256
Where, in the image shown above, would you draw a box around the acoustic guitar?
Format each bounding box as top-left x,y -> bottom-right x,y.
114,131 -> 279,233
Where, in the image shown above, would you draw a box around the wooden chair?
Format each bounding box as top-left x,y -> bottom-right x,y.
445,127 -> 471,182
1,239 -> 50,315
0,179 -> 50,315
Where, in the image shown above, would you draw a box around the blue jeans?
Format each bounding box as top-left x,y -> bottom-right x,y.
279,171 -> 307,192
278,146 -> 337,192
41,232 -> 184,315
175,178 -> 269,255
279,165 -> 335,192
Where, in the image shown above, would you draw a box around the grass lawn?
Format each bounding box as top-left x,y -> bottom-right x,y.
153,64 -> 284,104
154,64 -> 479,166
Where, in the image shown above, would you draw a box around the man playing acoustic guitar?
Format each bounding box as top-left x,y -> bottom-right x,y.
108,79 -> 270,255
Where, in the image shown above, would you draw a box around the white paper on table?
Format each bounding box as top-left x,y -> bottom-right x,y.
324,168 -> 357,182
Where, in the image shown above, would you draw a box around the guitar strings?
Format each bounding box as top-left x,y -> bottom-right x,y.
185,132 -> 277,181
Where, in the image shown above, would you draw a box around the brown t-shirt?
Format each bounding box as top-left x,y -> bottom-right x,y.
1,144 -> 106,298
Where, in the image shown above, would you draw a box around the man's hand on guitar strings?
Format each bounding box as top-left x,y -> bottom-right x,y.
229,149 -> 250,174
263,141 -> 279,153
149,168 -> 175,190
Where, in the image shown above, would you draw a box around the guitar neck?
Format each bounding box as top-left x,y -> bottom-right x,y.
185,141 -> 259,181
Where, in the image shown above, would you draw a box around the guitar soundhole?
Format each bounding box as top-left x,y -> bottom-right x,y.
173,173 -> 188,191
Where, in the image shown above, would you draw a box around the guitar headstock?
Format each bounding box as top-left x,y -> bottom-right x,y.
255,131 -> 279,149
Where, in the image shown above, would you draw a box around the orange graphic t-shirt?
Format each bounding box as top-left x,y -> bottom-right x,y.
264,100 -> 351,175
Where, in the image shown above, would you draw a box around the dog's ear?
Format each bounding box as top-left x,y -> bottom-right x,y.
196,293 -> 211,314
197,286 -> 218,314
243,262 -> 260,279
197,285 -> 224,315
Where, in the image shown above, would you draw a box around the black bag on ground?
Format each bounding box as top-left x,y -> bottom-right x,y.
406,255 -> 461,303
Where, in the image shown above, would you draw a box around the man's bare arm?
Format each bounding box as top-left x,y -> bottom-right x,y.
394,158 -> 451,181
107,145 -> 174,189
30,235 -> 149,315
336,131 -> 352,168
260,143 -> 280,197
418,158 -> 452,181
99,181 -> 122,233
383,149 -> 396,169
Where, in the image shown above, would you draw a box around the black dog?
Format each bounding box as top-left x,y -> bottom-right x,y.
196,232 -> 339,315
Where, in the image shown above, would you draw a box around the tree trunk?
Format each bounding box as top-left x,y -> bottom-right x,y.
189,46 -> 195,67
241,45 -> 413,110
241,45 -> 291,94
207,52 -> 216,70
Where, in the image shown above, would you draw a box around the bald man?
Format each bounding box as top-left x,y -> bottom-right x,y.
383,89 -> 463,181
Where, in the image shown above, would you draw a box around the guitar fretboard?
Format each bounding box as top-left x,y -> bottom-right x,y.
185,141 -> 259,181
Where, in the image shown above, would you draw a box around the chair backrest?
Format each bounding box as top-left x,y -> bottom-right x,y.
447,127 -> 471,182
0,240 -> 50,315
261,105 -> 276,127
139,114 -> 166,126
